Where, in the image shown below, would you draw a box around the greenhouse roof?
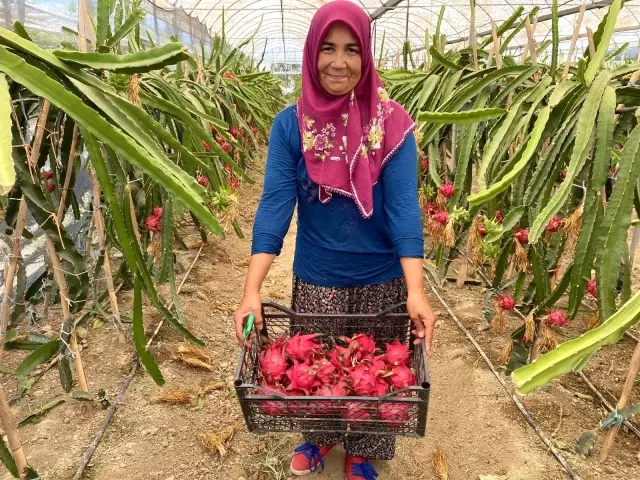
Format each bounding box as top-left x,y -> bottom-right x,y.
155,0 -> 640,67
138,1 -> 640,66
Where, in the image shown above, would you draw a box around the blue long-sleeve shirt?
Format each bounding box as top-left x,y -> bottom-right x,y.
251,104 -> 424,288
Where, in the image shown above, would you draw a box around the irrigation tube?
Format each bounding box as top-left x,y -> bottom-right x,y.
423,269 -> 582,480
72,245 -> 204,480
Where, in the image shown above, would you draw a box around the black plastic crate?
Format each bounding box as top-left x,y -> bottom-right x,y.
234,302 -> 430,437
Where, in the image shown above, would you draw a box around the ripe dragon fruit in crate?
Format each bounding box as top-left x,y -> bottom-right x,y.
285,360 -> 322,395
313,381 -> 349,416
285,333 -> 324,362
383,339 -> 411,366
259,336 -> 288,384
384,365 -> 416,390
379,403 -> 410,427
257,380 -> 287,416
349,364 -> 379,396
338,333 -> 377,361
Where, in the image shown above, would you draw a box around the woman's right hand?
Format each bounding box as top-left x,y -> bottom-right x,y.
234,291 -> 263,345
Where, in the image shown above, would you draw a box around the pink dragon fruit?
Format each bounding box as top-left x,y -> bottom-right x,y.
379,403 -> 410,427
433,211 -> 448,225
342,402 -> 372,424
349,364 -> 379,396
546,216 -> 563,233
257,381 -> 287,416
285,333 -> 324,362
339,333 -> 377,359
313,381 -> 349,415
315,358 -> 337,384
439,183 -> 455,198
587,278 -> 597,297
286,360 -> 321,395
513,228 -> 529,245
374,379 -> 389,397
384,365 -> 416,390
545,310 -> 568,327
383,339 -> 411,367
498,295 -> 515,311
259,336 -> 288,383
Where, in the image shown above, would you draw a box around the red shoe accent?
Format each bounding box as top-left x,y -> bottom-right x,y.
345,454 -> 378,479
290,442 -> 335,476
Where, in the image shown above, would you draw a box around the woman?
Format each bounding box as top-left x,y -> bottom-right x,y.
234,1 -> 436,478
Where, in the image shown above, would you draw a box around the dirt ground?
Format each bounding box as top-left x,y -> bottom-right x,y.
1,175 -> 640,480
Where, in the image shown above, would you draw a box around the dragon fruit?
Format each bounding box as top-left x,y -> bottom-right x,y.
349,364 -> 379,396
339,333 -> 376,359
342,402 -> 372,423
498,295 -> 515,311
144,215 -> 161,232
546,216 -> 563,233
259,337 -> 288,383
286,360 -> 321,395
513,228 -> 529,245
478,223 -> 487,238
423,201 -> 437,215
495,210 -> 503,224
587,278 -> 597,297
202,141 -> 211,152
384,365 -> 416,390
379,403 -> 410,426
41,169 -> 52,180
47,181 -> 55,192
313,382 -> 349,415
439,183 -> 455,198
374,379 -> 389,397
560,170 -> 567,180
257,381 -> 287,416
285,333 -> 324,362
545,310 -> 568,327
197,175 -> 210,188
433,211 -> 448,225
420,157 -> 428,171
383,339 -> 410,367
152,206 -> 163,218
315,358 -> 337,384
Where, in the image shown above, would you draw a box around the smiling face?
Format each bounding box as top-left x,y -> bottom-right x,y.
317,22 -> 362,96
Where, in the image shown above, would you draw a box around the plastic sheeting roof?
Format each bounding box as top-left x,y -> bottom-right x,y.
158,1 -> 640,66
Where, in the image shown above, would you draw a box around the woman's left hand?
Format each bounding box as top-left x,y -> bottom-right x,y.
406,290 -> 436,355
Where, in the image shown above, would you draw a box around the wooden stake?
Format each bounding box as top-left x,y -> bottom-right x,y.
45,236 -> 88,392
491,21 -> 503,69
562,4 -> 586,80
599,341 -> 640,462
55,124 -> 79,221
0,200 -> 27,363
90,170 -> 124,343
0,388 -> 28,475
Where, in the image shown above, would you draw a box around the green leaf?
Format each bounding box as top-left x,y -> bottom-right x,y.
0,73 -> 14,195
58,354 -> 73,393
530,245 -> 550,305
591,86 -> 616,190
512,288 -> 640,395
429,47 -> 463,71
596,121 -> 640,320
468,102 -> 551,207
0,46 -> 220,236
18,397 -> 65,427
97,0 -> 110,46
105,7 -> 146,49
568,193 -> 604,318
540,264 -> 573,311
418,107 -> 505,124
550,0 -> 559,78
584,0 -> 623,87
133,276 -> 164,385
0,435 -> 19,478
53,42 -> 188,74
15,340 -> 59,378
529,71 -> 612,243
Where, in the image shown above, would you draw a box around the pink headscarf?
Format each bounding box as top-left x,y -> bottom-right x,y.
297,0 -> 416,219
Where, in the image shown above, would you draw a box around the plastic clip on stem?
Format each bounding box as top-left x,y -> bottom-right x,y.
242,313 -> 256,341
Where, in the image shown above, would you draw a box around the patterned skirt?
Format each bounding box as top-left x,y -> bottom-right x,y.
290,274 -> 409,460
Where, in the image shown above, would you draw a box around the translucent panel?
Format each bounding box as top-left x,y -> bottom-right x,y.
3,0 -> 639,66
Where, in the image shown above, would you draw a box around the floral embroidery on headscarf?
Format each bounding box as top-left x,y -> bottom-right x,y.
341,113 -> 349,126
301,118 -> 337,161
